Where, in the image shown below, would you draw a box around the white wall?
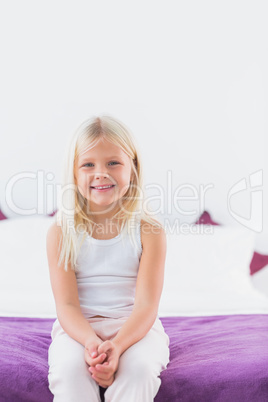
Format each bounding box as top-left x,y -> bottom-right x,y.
0,0 -> 267,251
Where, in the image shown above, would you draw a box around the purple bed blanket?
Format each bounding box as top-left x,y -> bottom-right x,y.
0,315 -> 267,402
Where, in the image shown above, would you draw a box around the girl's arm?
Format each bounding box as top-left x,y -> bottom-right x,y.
46,223 -> 106,365
112,220 -> 166,355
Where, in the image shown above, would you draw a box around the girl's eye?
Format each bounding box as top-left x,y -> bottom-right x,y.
83,161 -> 119,167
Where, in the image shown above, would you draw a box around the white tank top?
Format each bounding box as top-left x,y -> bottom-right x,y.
75,219 -> 143,319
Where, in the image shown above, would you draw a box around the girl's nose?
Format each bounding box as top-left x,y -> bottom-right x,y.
95,171 -> 109,179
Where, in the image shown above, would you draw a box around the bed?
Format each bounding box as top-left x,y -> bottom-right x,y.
0,210 -> 268,402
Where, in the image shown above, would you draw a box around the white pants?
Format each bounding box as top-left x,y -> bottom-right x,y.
48,316 -> 170,402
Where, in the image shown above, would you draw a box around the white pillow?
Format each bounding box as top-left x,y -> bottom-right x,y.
1,218 -> 268,318
159,225 -> 268,316
0,216 -> 57,317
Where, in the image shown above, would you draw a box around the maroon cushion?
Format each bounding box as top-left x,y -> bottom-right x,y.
48,210 -> 57,217
194,210 -> 220,226
250,252 -> 268,275
195,210 -> 268,275
0,208 -> 7,220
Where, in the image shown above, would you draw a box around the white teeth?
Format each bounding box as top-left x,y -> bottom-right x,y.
94,185 -> 113,189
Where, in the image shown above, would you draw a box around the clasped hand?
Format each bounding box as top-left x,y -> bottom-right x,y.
85,338 -> 120,388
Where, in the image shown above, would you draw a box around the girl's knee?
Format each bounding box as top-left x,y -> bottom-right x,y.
117,356 -> 160,382
105,363 -> 161,402
49,346 -> 88,387
117,340 -> 169,380
53,358 -> 87,377
48,358 -> 100,401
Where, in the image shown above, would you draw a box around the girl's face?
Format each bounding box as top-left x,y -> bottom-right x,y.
75,137 -> 133,216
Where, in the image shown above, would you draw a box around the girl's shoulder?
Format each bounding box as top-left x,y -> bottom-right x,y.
47,221 -> 63,243
46,222 -> 63,262
140,218 -> 166,250
140,216 -> 164,232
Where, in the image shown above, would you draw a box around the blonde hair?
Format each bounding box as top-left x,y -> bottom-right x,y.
56,115 -> 162,271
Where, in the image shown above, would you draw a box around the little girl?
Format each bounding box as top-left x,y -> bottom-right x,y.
47,115 -> 170,402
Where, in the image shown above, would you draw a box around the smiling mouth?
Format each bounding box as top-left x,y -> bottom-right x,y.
90,185 -> 115,191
